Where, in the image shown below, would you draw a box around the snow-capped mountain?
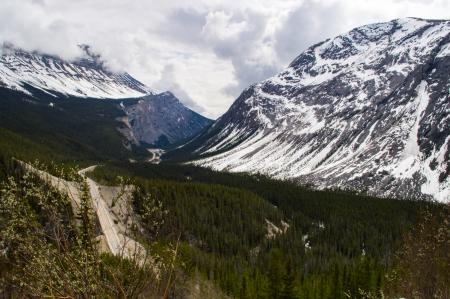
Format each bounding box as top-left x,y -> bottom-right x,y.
180,18 -> 450,202
0,44 -> 212,149
0,44 -> 153,99
119,91 -> 213,147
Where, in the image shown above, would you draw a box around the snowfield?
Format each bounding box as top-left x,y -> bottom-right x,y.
0,46 -> 154,99
191,18 -> 450,202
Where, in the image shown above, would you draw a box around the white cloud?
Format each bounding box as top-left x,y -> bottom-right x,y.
202,11 -> 248,41
0,0 -> 448,118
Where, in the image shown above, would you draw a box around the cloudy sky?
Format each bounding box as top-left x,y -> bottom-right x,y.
1,0 -> 448,118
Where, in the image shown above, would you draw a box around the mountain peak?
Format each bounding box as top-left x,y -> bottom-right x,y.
0,44 -> 154,99
76,44 -> 109,71
121,92 -> 212,147
175,18 -> 450,202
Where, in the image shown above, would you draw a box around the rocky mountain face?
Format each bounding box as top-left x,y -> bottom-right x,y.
0,45 -> 212,149
120,92 -> 213,147
181,18 -> 450,202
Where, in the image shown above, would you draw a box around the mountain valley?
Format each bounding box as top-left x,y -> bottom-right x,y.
0,16 -> 449,299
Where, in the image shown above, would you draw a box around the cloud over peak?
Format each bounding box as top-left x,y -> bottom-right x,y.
0,0 -> 448,118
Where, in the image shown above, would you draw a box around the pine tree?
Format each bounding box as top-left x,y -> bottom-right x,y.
281,258 -> 297,299
268,249 -> 284,299
331,264 -> 342,299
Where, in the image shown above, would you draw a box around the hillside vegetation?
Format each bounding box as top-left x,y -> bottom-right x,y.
0,87 -> 148,166
89,162 -> 450,298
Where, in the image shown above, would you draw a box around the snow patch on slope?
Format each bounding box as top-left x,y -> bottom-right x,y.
392,81 -> 429,178
0,48 -> 153,99
190,18 -> 450,202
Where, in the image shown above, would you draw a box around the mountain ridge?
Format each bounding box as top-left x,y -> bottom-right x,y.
169,17 -> 450,202
0,43 -> 155,99
0,44 -> 212,157
119,91 -> 213,147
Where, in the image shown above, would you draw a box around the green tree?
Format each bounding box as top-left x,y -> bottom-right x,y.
386,207 -> 450,299
268,249 -> 285,299
281,258 -> 297,299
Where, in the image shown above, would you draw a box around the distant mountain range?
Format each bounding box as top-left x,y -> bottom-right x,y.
0,44 -> 212,156
170,18 -> 450,202
1,18 -> 449,202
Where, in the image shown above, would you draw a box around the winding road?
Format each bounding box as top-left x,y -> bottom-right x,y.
78,166 -> 143,258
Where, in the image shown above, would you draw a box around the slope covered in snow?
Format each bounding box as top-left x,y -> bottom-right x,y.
0,45 -> 212,153
0,45 -> 153,99
179,18 -> 450,202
